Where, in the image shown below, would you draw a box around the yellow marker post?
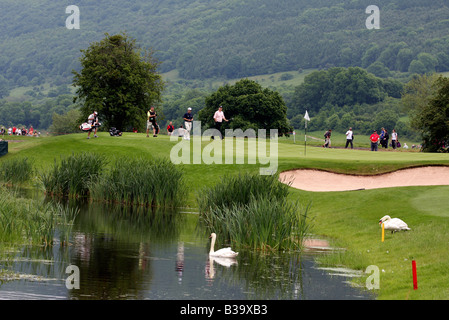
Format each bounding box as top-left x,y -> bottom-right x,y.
381,223 -> 385,242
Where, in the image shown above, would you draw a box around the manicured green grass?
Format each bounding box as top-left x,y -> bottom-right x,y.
2,132 -> 449,299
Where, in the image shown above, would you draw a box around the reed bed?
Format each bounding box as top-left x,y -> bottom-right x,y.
0,157 -> 33,185
40,152 -> 106,198
198,172 -> 312,252
197,172 -> 290,213
0,188 -> 78,246
89,157 -> 184,207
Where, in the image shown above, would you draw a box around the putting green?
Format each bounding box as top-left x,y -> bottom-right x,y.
410,186 -> 449,217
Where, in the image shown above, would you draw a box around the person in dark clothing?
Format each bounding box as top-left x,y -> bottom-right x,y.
147,106 -> 158,137
381,128 -> 389,148
323,129 -> 332,148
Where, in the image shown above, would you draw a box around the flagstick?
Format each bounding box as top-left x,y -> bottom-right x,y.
303,110 -> 310,157
305,120 -> 307,157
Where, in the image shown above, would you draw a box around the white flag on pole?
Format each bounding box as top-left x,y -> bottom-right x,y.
304,110 -> 310,121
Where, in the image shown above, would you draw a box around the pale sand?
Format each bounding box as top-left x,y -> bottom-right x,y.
280,166 -> 449,192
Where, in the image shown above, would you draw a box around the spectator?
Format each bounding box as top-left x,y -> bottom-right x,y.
370,130 -> 380,151
323,129 -> 332,148
178,125 -> 185,137
381,128 -> 389,148
345,127 -> 354,149
167,121 -> 175,136
391,129 -> 398,149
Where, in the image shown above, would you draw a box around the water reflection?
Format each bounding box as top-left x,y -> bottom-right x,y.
0,196 -> 374,300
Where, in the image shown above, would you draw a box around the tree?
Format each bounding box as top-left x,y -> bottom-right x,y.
408,60 -> 427,74
412,76 -> 449,152
48,109 -> 82,135
291,67 -> 388,116
72,33 -> 164,131
401,73 -> 440,128
198,79 -> 292,135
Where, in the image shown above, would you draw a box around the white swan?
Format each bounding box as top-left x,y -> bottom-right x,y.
209,233 -> 238,258
379,215 -> 411,233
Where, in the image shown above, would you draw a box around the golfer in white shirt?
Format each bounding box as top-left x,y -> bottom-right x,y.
345,127 -> 354,149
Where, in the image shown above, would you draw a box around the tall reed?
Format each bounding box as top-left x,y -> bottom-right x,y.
89,156 -> 184,207
0,188 -> 78,246
40,152 -> 106,198
197,172 -> 290,214
0,157 -> 33,185
198,172 -> 312,252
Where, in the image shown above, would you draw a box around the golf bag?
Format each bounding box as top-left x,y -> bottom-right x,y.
80,122 -> 101,132
109,127 -> 122,136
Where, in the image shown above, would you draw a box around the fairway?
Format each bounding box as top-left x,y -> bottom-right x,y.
2,133 -> 449,300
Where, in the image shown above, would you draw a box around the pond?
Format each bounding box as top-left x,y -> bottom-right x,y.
0,197 -> 375,301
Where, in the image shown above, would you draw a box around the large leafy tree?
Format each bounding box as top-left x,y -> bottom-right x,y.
198,79 -> 292,135
72,33 -> 164,130
411,76 -> 449,152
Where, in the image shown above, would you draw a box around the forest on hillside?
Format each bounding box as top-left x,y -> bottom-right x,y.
2,0 -> 449,143
1,0 -> 449,92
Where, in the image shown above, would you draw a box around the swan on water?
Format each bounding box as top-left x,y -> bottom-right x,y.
209,233 -> 238,258
379,215 -> 411,233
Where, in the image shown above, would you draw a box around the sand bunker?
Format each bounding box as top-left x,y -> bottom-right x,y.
280,166 -> 449,192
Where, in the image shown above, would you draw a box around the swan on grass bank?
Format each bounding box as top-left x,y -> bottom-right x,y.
379,215 -> 411,233
209,233 -> 238,258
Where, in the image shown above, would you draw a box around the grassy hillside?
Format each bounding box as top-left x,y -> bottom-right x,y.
2,0 -> 449,91
2,133 -> 449,299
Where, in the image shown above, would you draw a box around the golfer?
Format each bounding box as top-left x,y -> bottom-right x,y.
212,106 -> 228,139
87,111 -> 99,139
183,107 -> 193,140
147,106 -> 157,137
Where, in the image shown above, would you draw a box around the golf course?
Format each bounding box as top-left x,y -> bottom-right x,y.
1,131 -> 449,300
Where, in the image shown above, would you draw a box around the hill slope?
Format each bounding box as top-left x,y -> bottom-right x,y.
1,0 -> 449,91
